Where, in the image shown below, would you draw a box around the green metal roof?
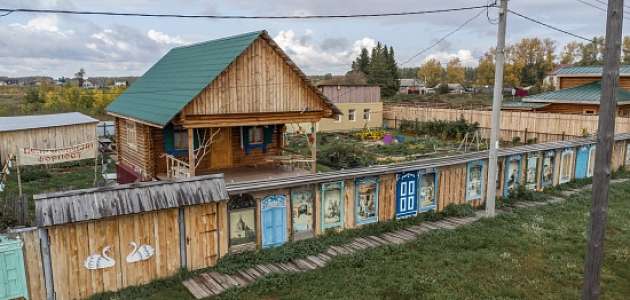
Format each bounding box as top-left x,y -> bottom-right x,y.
523,81 -> 630,104
501,101 -> 550,110
106,31 -> 264,127
556,65 -> 630,76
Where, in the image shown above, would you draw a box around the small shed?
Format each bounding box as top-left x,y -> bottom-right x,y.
0,112 -> 98,164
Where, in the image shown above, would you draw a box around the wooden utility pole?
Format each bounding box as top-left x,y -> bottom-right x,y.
485,0 -> 508,217
583,0 -> 624,298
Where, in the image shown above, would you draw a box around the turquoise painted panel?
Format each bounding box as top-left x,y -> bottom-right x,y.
261,195 -> 287,248
575,146 -> 589,179
355,177 -> 379,225
0,235 -> 28,300
466,160 -> 485,201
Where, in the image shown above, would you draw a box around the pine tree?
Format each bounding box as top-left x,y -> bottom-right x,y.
352,48 -> 371,75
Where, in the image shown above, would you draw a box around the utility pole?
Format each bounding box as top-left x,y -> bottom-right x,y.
485,0 -> 507,217
583,0 -> 624,298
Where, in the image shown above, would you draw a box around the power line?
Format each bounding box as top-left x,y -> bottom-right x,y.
507,9 -> 593,42
0,4 -> 496,20
400,8 -> 487,66
592,0 -> 630,18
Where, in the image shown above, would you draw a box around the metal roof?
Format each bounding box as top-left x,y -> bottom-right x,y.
34,174 -> 228,227
523,81 -> 630,104
107,30 -> 340,127
0,112 -> 98,133
225,133 -> 630,194
555,65 -> 630,76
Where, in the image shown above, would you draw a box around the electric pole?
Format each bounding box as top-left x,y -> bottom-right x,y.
485,0 -> 507,217
583,0 -> 624,299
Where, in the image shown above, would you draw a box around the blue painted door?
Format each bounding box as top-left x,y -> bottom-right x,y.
575,146 -> 589,179
396,172 -> 418,218
0,236 -> 28,300
261,195 -> 287,248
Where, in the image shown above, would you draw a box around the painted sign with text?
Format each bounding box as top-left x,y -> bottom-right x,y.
19,141 -> 96,165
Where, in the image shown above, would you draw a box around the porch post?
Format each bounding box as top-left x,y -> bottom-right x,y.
188,127 -> 196,176
311,122 -> 317,173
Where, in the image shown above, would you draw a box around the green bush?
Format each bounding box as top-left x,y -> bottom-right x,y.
442,203 -> 475,217
19,167 -> 51,182
400,117 -> 479,140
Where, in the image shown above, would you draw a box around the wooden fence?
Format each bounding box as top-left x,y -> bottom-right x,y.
384,105 -> 630,142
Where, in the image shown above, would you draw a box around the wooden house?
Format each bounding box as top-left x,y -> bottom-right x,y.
0,112 -> 98,164
504,65 -> 630,116
106,31 -> 340,183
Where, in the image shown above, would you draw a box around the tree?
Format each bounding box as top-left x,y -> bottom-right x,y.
417,59 -> 443,88
386,46 -> 400,94
446,58 -> 465,84
476,52 -> 495,86
351,48 -> 370,75
578,37 -> 604,66
560,41 -> 581,64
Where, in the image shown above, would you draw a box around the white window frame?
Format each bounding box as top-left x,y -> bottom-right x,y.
334,114 -> 342,123
363,108 -> 371,120
348,109 -> 356,122
126,120 -> 137,150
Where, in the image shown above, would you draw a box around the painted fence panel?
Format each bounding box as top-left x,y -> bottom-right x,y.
419,169 -> 438,212
261,195 -> 288,248
355,177 -> 379,225
575,146 -> 589,180
503,155 -> 523,197
396,172 -> 418,219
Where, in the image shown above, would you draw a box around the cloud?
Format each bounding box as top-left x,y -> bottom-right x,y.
424,49 -> 477,67
273,29 -> 376,74
147,30 -> 188,46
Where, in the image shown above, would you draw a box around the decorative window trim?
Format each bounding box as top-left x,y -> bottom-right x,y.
320,181 -> 345,230
354,177 -> 379,225
466,160 -> 485,201
418,168 -> 438,212
126,120 -> 137,150
396,171 -> 418,219
559,148 -> 575,184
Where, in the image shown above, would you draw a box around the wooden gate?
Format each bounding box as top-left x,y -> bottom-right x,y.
396,172 -> 418,219
185,203 -> 219,270
261,195 -> 287,248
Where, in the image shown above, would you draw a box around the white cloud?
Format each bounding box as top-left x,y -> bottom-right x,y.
424,49 -> 478,67
273,29 -> 376,74
147,30 -> 188,46
9,15 -> 73,37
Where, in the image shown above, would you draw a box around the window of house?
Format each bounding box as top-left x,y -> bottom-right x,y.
348,109 -> 356,121
173,129 -> 188,150
363,108 -> 371,120
248,126 -> 264,144
334,114 -> 342,123
126,120 -> 137,150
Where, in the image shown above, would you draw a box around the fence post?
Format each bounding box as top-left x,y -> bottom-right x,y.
524,128 -> 528,144
39,228 -> 55,300
178,207 -> 187,270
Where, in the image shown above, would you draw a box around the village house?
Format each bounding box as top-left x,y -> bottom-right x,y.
291,84 -> 382,132
503,65 -> 630,116
398,78 -> 428,94
106,30 -> 340,184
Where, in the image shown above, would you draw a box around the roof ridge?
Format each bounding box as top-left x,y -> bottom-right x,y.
172,30 -> 265,50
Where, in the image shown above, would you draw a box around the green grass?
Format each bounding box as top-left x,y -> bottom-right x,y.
93,175 -> 630,300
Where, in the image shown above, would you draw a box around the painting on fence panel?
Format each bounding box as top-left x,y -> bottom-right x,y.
466,161 -> 485,201
542,151 -> 555,189
503,155 -> 522,197
419,169 -> 438,211
228,194 -> 256,248
625,143 -> 630,167
355,177 -> 379,225
291,188 -> 314,240
321,181 -> 344,230
526,153 -> 540,191
587,146 -> 596,178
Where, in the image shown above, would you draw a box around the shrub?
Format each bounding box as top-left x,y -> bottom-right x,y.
20,167 -> 51,182
442,203 -> 475,217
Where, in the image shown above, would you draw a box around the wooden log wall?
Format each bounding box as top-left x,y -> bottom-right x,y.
0,122 -> 97,164
116,118 -> 155,179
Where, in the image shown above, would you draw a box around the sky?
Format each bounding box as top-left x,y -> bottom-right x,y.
0,0 -> 623,78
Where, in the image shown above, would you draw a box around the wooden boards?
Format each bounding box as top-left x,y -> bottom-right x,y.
438,164 -> 468,211
185,203 -> 219,271
47,208 -> 180,300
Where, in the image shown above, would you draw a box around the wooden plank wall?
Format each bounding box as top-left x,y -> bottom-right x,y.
559,76 -> 630,89
377,174 -> 396,222
437,164 -> 468,210
17,229 -> 46,300
612,141 -> 627,171
185,204 -> 219,271
0,123 -> 97,164
182,38 -> 326,116
231,127 -> 282,168
47,208 -> 180,300
116,118 -> 154,179
384,105 -> 630,138
344,179 -> 355,229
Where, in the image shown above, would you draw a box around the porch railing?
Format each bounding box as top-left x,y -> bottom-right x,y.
164,154 -> 191,179
266,155 -> 315,171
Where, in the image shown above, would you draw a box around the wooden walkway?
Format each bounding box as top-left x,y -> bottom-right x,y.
183,179 -> 629,299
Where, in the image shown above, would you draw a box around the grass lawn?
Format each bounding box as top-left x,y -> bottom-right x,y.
94,176 -> 630,300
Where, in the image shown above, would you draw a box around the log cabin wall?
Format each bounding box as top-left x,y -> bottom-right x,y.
559,76 -> 630,89
230,127 -> 282,168
182,38 -> 327,116
116,118 -> 155,179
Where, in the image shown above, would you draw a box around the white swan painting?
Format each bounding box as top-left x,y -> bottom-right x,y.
84,246 -> 115,270
126,242 -> 155,263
